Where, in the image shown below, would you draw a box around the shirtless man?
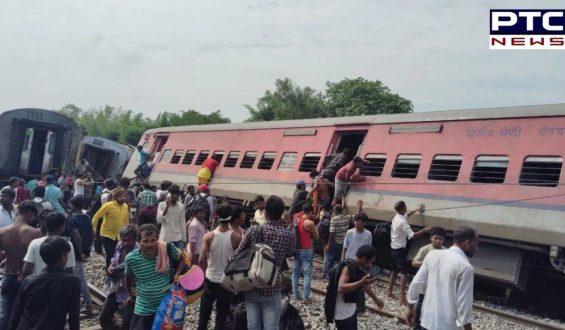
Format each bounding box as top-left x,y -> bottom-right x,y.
0,201 -> 41,329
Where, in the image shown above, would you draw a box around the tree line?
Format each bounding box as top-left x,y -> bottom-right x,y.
57,77 -> 412,145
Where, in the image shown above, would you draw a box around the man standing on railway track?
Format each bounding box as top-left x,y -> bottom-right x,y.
387,201 -> 430,306
292,203 -> 319,304
406,226 -> 478,330
124,224 -> 186,330
410,226 -> 447,329
197,204 -> 242,330
92,188 -> 130,268
99,224 -> 138,330
325,201 -> 363,280
234,195 -> 294,330
22,212 -> 77,278
324,244 -> 384,329
9,236 -> 81,330
0,201 -> 41,329
44,175 -> 67,215
156,185 -> 186,249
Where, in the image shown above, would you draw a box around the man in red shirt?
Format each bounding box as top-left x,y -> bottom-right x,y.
197,155 -> 221,185
292,203 -> 319,304
333,157 -> 365,206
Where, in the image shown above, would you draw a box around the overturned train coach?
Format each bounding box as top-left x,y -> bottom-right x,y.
81,136 -> 134,180
123,103 -> 565,290
0,108 -> 81,179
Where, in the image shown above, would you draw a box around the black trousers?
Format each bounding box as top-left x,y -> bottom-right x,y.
198,279 -> 234,330
102,237 -> 118,268
414,294 -> 425,329
99,292 -> 134,330
335,313 -> 357,330
130,313 -> 155,330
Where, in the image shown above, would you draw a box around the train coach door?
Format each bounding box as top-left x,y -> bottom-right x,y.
18,128 -> 55,175
326,130 -> 368,163
150,135 -> 169,162
41,131 -> 55,174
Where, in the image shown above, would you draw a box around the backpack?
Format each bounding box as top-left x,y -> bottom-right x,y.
373,222 -> 391,249
324,260 -> 365,324
221,227 -> 278,293
287,217 -> 301,254
317,216 -> 330,243
186,194 -> 211,220
279,300 -> 305,330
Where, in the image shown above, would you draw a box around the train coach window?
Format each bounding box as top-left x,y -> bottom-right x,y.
240,151 -> 257,169
428,155 -> 463,181
182,150 -> 196,165
160,149 -> 172,163
392,154 -> 422,179
471,155 -> 509,184
519,156 -> 562,187
170,150 -> 184,164
258,152 -> 277,170
278,152 -> 297,172
224,151 -> 240,168
195,150 -> 210,165
299,152 -> 321,172
360,154 -> 387,177
213,150 -> 225,163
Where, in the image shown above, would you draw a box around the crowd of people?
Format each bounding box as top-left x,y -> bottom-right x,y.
0,149 -> 480,330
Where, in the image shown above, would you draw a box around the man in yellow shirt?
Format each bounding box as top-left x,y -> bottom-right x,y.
92,188 -> 129,267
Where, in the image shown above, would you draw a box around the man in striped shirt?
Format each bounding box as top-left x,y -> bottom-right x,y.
324,201 -> 363,279
125,224 -> 185,330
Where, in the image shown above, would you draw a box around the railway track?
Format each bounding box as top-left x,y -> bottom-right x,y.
311,259 -> 565,330
88,282 -> 107,306
88,260 -> 564,330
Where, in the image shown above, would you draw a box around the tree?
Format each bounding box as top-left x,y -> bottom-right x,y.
58,103 -> 83,122
325,77 -> 413,117
245,78 -> 326,121
56,105 -> 231,145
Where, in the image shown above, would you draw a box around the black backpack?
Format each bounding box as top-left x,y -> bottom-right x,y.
280,300 -> 305,330
373,222 -> 391,248
324,260 -> 364,324
287,216 -> 302,254
186,194 -> 211,220
317,215 -> 331,243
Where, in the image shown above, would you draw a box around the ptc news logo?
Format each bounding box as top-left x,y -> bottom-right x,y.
490,10 -> 565,49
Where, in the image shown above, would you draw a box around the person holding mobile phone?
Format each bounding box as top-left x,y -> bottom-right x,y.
325,244 -> 384,330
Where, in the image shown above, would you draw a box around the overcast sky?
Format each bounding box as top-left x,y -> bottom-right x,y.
0,0 -> 563,122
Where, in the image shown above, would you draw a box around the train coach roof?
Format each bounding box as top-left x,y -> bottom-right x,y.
145,103 -> 565,134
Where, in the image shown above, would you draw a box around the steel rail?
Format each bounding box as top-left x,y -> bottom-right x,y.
311,259 -> 565,329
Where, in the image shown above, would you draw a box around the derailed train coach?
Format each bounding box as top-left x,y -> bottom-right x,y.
123,103 -> 565,295
80,136 -> 134,180
0,108 -> 81,179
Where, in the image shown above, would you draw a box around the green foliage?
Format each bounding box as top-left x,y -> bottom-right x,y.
245,78 -> 326,122
246,77 -> 413,121
56,104 -> 230,145
325,77 -> 413,116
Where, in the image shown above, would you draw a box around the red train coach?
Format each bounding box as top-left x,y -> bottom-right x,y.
123,104 -> 565,288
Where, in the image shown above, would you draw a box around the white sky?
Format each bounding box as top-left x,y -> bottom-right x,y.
0,0 -> 563,122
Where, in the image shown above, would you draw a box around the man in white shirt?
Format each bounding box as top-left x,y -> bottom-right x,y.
407,226 -> 479,330
22,212 -> 76,278
387,200 -> 430,305
1,177 -> 19,201
342,213 -> 372,261
0,188 -> 16,229
73,173 -> 87,197
156,185 -> 186,249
